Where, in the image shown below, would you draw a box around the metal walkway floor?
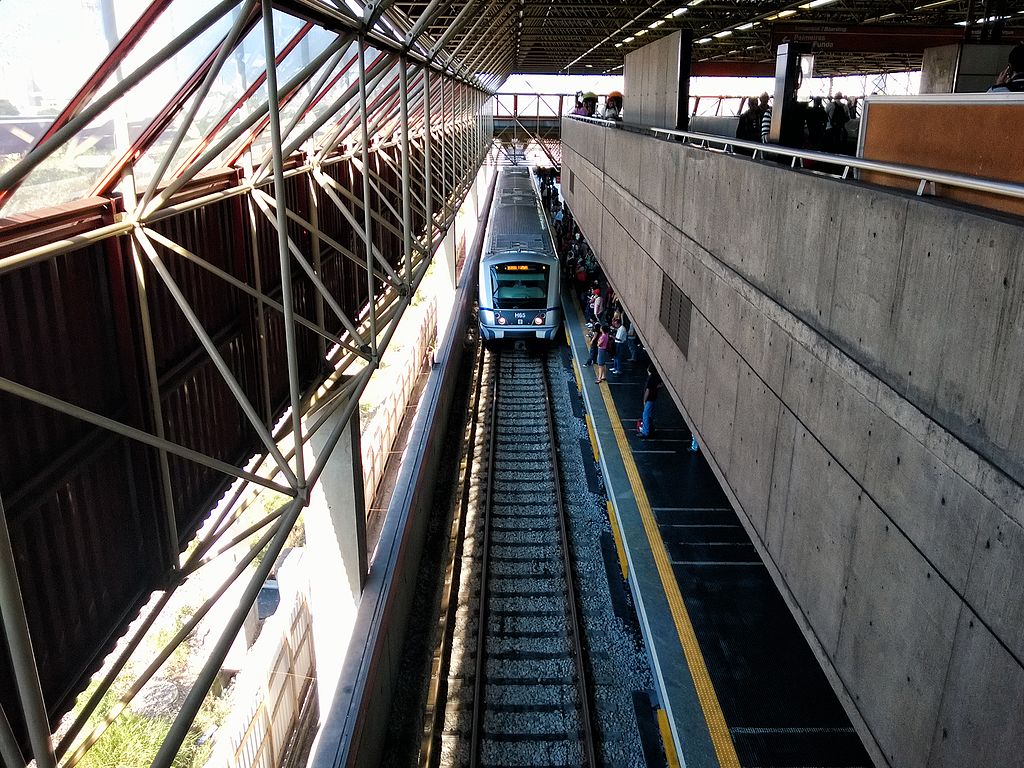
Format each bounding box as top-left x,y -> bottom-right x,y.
563,292 -> 873,768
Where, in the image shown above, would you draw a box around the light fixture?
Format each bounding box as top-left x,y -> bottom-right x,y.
635,28 -> 648,35
714,30 -> 732,37
649,19 -> 665,28
735,21 -> 755,29
671,6 -> 688,15
615,42 -> 623,47
778,9 -> 798,17
688,0 -> 704,5
623,35 -> 635,41
696,36 -> 712,43
800,0 -> 838,7
914,0 -> 956,8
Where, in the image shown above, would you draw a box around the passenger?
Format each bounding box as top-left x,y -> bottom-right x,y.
626,322 -> 639,363
594,324 -> 611,383
611,317 -> 628,374
580,92 -> 599,117
583,324 -> 599,367
601,90 -> 624,120
806,96 -> 828,149
826,92 -> 850,143
989,44 -> 1024,92
637,364 -> 661,438
758,92 -> 772,143
736,96 -> 761,143
590,286 -> 605,326
571,92 -> 590,116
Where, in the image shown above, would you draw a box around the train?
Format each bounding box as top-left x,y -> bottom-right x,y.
477,166 -> 562,343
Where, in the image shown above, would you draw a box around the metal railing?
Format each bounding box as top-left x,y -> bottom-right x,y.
568,114 -> 1024,203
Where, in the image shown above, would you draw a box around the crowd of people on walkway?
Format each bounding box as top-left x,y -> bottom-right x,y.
571,90 -> 624,121
735,91 -> 859,153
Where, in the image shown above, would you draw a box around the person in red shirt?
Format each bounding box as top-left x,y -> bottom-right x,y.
595,324 -> 611,383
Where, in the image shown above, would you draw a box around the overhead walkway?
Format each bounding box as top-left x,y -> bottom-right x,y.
562,115 -> 1024,768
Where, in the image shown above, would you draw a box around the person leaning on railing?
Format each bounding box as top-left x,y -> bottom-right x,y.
601,91 -> 623,121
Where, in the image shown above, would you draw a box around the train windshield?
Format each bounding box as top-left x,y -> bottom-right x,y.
490,263 -> 549,309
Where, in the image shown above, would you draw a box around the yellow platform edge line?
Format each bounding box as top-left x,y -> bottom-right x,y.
657,708 -> 683,768
584,414 -> 600,463
606,500 -> 629,581
595,383 -> 741,768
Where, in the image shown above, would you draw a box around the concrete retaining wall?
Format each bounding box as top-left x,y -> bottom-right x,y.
562,117 -> 1024,768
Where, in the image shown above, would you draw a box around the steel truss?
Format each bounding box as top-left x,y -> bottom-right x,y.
0,2 -> 497,766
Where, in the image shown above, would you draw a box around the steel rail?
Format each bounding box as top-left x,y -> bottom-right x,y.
542,356 -> 596,768
568,116 -> 1024,202
468,348 -> 500,768
419,339 -> 487,768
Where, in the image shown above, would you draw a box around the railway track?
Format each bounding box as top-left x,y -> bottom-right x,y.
431,345 -> 596,768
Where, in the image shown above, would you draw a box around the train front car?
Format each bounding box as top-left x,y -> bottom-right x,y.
478,167 -> 562,343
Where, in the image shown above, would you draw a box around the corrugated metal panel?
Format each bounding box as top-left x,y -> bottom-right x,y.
0,212 -> 170,746
0,154 -> 407,748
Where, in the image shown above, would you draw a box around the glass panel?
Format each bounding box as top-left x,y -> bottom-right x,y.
491,263 -> 550,309
0,0 -> 150,126
242,26 -> 346,164
130,9 -> 308,190
310,45 -> 386,148
0,0 -> 235,216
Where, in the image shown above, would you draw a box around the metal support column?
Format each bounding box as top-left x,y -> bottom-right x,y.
357,39 -> 378,356
0,494 -> 56,768
423,64 -> 434,241
261,0 -> 305,491
398,56 -> 414,289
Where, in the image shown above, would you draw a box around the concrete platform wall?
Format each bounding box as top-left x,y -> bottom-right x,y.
561,118 -> 1024,768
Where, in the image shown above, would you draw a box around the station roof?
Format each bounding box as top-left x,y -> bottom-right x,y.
392,0 -> 1023,76
1,0 -> 1021,219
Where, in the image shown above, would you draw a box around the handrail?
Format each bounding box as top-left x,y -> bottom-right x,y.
566,114 -> 1024,203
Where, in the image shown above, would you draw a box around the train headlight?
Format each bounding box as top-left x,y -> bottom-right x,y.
497,315 -> 506,325
533,315 -> 545,325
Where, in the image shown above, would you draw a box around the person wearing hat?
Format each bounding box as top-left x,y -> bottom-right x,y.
572,91 -> 599,117
602,90 -> 624,120
989,43 -> 1024,92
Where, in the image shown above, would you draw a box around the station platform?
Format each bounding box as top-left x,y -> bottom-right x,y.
562,293 -> 873,768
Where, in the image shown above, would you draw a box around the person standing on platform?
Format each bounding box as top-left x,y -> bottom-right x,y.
758,92 -> 772,143
637,364 -> 661,437
626,322 -> 639,363
594,324 -> 611,383
611,317 -> 628,374
601,91 -> 624,120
